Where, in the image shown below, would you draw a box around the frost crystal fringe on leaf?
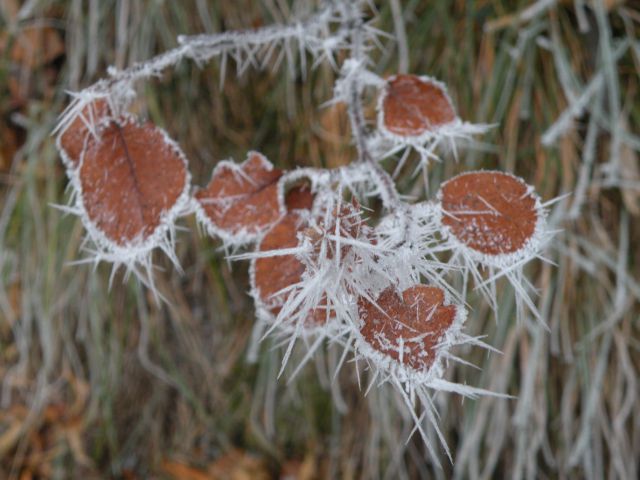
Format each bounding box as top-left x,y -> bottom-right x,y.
433,171 -> 554,324
194,151 -> 285,246
372,74 -> 492,170
58,112 -> 191,289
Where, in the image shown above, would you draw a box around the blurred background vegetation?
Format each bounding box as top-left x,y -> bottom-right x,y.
1,0 -> 639,478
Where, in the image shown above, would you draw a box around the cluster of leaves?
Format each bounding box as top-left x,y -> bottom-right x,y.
53,0 -> 553,462
54,77 -> 550,460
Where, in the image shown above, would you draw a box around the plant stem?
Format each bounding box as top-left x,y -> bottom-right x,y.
343,3 -> 401,210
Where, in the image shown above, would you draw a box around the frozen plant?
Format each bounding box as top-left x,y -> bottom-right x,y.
53,0 -> 554,465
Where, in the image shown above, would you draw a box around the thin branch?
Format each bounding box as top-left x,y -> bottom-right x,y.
341,2 -> 401,209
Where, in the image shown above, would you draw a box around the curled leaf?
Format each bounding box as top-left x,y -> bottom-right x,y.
79,115 -> 190,248
284,183 -> 314,211
438,171 -> 542,258
378,74 -> 456,138
195,152 -> 284,244
358,285 -> 458,372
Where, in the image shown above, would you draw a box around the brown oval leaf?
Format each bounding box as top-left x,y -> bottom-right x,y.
79,117 -> 189,246
380,74 -> 456,138
58,99 -> 112,168
439,171 -> 539,256
358,285 -> 457,371
195,152 -> 284,243
251,211 -> 330,326
252,211 -> 307,314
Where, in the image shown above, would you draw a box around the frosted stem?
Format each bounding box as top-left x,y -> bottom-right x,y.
342,3 -> 401,210
65,1 -> 349,102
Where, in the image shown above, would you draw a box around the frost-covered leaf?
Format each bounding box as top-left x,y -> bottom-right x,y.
358,285 -> 458,372
303,197 -> 365,260
251,211 -> 309,317
57,99 -> 112,169
251,195 -> 363,328
438,171 -> 543,258
378,74 -> 456,138
284,184 -> 314,211
195,152 -> 284,244
79,115 -> 190,248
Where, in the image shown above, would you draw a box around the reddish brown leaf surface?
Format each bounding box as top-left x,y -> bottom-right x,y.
253,211 -> 307,313
160,461 -> 212,480
207,449 -> 270,480
195,152 -> 283,240
2,24 -> 65,170
439,171 -> 538,256
58,99 -> 112,167
381,74 -> 456,137
252,183 -> 316,314
253,210 -> 332,325
284,184 -> 314,211
1,24 -> 65,107
252,197 -> 367,326
2,25 -> 64,69
358,285 -> 457,371
79,118 -> 188,246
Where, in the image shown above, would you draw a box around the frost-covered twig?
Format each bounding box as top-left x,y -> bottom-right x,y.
54,1 -> 370,139
338,2 -> 402,210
